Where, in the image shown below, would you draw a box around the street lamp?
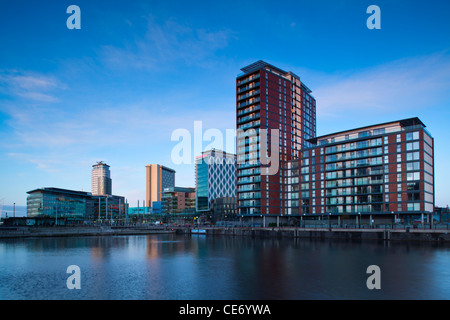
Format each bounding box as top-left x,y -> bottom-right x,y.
391,211 -> 394,229
328,212 -> 332,231
358,212 -> 361,229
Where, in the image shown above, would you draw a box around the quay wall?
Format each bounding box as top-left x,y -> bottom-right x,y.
2,226 -> 450,243
0,226 -> 174,238
184,227 -> 450,242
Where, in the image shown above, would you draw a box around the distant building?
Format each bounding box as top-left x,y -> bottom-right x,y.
26,187 -> 127,222
161,187 -> 196,216
435,206 -> 450,223
92,161 -> 112,196
195,149 -> 237,219
146,164 -> 175,207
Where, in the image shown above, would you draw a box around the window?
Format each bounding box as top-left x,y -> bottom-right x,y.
407,192 -> 420,201
407,151 -> 420,161
407,203 -> 420,211
374,128 -> 385,135
407,172 -> 420,181
407,182 -> 419,191
406,131 -> 419,141
406,142 -> 420,151
407,162 -> 420,171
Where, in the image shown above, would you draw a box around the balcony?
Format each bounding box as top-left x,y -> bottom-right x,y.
237,105 -> 260,117
238,90 -> 260,101
237,74 -> 260,86
237,113 -> 260,125
237,168 -> 261,177
238,192 -> 261,200
238,120 -> 260,131
237,145 -> 260,156
237,82 -> 260,94
237,97 -> 260,109
237,176 -> 261,184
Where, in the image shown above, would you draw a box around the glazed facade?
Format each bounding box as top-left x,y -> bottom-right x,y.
26,187 -> 127,221
195,149 -> 236,212
288,118 -> 434,222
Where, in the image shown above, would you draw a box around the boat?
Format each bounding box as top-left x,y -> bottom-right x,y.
191,229 -> 206,234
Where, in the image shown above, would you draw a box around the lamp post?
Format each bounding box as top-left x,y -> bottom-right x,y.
358,212 -> 361,229
329,212 -> 332,231
391,211 -> 394,229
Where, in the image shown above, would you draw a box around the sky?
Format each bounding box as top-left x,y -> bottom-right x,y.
0,0 -> 449,215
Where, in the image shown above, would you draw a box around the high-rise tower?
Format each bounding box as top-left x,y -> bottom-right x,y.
92,161 -> 112,196
236,60 -> 316,216
146,164 -> 175,207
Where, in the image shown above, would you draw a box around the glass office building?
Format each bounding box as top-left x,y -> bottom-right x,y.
27,187 -> 127,222
195,149 -> 237,218
27,188 -> 93,220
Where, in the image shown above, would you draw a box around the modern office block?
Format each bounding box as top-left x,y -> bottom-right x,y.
161,187 -> 196,216
92,161 -> 112,196
289,117 -> 434,223
26,187 -> 127,222
146,164 -> 175,207
236,60 -> 316,216
195,149 -> 237,218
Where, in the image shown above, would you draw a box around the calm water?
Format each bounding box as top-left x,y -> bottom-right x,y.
1,233 -> 450,300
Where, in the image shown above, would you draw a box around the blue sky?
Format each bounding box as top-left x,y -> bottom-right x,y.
1,0 -> 449,214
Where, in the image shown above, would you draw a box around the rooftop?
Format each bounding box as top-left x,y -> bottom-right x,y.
307,117 -> 428,146
240,60 -> 289,75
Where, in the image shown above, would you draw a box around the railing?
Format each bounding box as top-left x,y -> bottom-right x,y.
237,90 -> 260,101
237,105 -> 260,117
237,82 -> 260,94
237,97 -> 260,109
237,74 -> 260,86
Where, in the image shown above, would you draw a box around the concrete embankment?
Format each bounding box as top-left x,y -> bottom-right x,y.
2,226 -> 450,243
183,227 -> 450,242
0,226 -> 174,238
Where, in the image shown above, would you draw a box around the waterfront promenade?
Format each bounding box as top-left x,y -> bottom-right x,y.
1,224 -> 450,242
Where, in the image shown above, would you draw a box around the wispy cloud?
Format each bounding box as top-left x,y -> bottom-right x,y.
101,16 -> 235,71
0,70 -> 65,103
311,52 -> 450,118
